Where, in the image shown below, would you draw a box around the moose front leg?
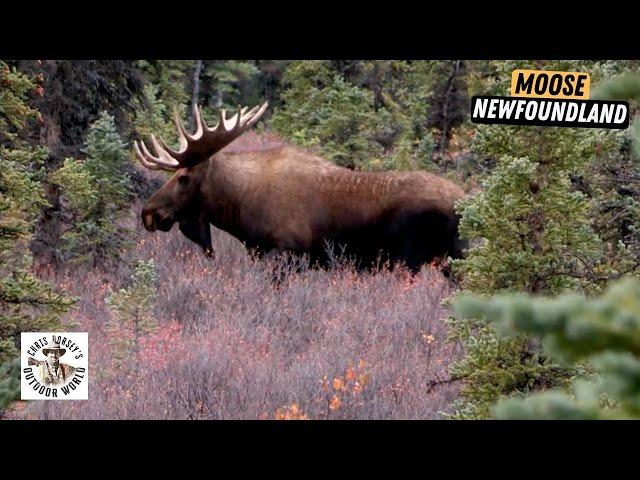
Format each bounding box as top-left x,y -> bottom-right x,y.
179,218 -> 214,258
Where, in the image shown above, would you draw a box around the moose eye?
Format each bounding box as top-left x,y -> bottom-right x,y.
178,175 -> 190,186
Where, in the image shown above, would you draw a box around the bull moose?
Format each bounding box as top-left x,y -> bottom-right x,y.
134,103 -> 466,272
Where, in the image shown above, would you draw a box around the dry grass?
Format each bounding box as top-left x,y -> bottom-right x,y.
16,134 -> 463,419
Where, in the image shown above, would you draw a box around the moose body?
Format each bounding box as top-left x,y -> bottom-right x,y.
136,103 -> 466,272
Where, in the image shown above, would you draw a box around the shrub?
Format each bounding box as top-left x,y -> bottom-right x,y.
50,111 -> 134,266
0,62 -> 73,411
105,259 -> 158,368
455,277 -> 640,419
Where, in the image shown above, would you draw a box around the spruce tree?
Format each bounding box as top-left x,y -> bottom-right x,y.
132,83 -> 181,149
446,61 -> 624,419
455,277 -> 640,419
199,61 -> 260,112
588,71 -> 640,277
271,61 -> 392,169
105,259 -> 157,368
0,62 -> 73,411
50,111 -> 133,266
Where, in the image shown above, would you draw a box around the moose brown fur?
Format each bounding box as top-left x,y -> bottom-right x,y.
136,103 -> 466,272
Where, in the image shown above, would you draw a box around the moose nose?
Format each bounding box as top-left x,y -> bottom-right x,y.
141,209 -> 156,232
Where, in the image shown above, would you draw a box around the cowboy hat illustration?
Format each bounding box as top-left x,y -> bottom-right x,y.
42,341 -> 66,357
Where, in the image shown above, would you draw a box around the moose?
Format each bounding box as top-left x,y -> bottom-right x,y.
134,103 -> 466,273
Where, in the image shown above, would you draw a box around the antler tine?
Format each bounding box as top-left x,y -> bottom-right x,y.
228,105 -> 243,131
173,109 -> 189,150
135,140 -> 179,171
217,108 -> 227,131
148,134 -> 180,170
134,141 -> 162,170
245,102 -> 268,128
240,105 -> 260,126
192,104 -> 204,139
197,105 -> 209,132
136,102 -> 269,171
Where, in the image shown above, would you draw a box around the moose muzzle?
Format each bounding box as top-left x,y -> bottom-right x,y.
142,209 -> 155,231
141,207 -> 175,232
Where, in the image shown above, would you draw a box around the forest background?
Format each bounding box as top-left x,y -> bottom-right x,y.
1,60 -> 639,419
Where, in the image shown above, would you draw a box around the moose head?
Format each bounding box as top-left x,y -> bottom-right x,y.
134,103 -> 268,257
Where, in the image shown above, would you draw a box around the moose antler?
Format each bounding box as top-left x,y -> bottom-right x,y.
134,102 -> 268,171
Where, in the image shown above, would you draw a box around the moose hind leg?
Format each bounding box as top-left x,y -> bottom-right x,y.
392,210 -> 452,272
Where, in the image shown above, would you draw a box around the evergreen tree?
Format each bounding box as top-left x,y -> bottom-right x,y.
0,62 -> 73,411
271,60 -> 469,172
588,70 -> 640,277
134,60 -> 262,145
455,277 -> 640,419
252,60 -> 291,111
199,61 -> 260,112
12,60 -> 145,266
271,61 -> 392,169
132,83 -> 181,149
586,134 -> 640,280
50,112 -> 133,266
136,60 -> 191,117
105,259 -> 157,368
133,60 -> 192,146
423,61 -> 468,161
371,61 -> 438,171
446,61 -> 623,419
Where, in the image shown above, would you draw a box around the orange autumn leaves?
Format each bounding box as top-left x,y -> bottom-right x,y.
273,360 -> 370,420
274,403 -> 309,420
325,359 -> 370,404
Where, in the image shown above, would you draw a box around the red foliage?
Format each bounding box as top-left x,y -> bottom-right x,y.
18,198 -> 462,420
138,321 -> 191,371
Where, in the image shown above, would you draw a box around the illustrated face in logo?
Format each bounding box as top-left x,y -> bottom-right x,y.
47,349 -> 61,367
39,341 -> 75,386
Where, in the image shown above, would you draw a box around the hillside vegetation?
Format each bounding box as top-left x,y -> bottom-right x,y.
1,60 -> 639,419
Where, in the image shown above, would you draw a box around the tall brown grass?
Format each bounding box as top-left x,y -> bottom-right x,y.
16,134 -> 462,419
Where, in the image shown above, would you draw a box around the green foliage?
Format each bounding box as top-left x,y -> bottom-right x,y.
0,147 -> 49,264
83,111 -> 131,206
133,60 -> 191,150
587,134 -> 640,279
0,357 -> 20,411
136,60 -> 190,112
445,61 -> 627,419
0,270 -> 73,363
0,63 -> 73,411
50,157 -> 97,211
133,83 -> 181,149
593,71 -> 640,102
592,70 -> 640,158
454,149 -> 604,294
589,70 -> 640,275
455,277 -> 640,419
51,112 -> 134,265
444,321 -> 577,419
134,60 -> 262,144
106,260 -> 157,365
200,60 -> 260,112
272,62 -> 389,169
0,62 -> 39,141
271,60 -> 470,172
